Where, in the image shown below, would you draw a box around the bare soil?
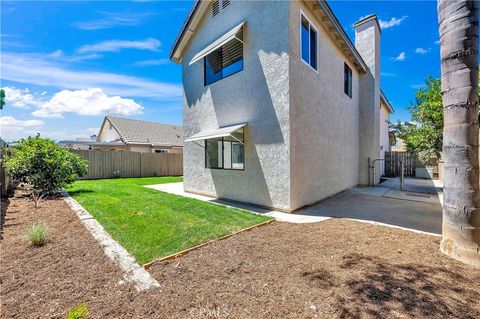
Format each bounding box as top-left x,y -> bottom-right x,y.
1,191 -> 479,319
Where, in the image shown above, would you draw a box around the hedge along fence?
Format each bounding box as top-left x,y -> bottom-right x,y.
71,150 -> 183,180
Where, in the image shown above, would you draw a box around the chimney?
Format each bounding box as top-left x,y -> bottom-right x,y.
354,14 -> 382,185
354,14 -> 381,81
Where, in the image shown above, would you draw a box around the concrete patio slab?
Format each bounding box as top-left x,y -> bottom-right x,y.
146,181 -> 442,235
144,183 -> 331,224
298,188 -> 442,235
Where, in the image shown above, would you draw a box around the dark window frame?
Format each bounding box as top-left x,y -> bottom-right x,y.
204,129 -> 245,171
344,62 -> 352,98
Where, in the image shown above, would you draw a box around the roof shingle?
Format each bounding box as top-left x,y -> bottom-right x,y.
106,116 -> 183,146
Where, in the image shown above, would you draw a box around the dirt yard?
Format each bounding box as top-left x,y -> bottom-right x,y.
1,191 -> 479,319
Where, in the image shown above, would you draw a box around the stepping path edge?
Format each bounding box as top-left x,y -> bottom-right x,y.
61,190 -> 160,291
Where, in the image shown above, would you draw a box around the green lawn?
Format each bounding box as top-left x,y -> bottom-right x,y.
66,177 -> 271,264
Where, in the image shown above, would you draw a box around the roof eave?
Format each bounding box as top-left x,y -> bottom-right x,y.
315,0 -> 367,72
381,90 -> 394,113
170,0 -> 205,63
170,0 -> 368,72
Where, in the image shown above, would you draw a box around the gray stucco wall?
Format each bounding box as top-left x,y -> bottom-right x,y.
288,1 -> 361,210
355,19 -> 381,185
181,0 -> 292,210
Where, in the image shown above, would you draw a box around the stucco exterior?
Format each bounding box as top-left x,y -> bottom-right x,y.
355,15 -> 381,185
379,99 -> 392,176
289,1 -> 361,209
182,0 -> 292,210
175,0 -> 387,212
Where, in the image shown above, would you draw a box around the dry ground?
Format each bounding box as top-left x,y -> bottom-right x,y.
1,191 -> 479,319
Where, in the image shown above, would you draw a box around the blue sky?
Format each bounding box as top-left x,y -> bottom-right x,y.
1,0 -> 440,142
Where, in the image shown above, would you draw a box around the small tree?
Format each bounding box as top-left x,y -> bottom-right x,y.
0,88 -> 5,110
3,135 -> 88,207
392,77 -> 443,162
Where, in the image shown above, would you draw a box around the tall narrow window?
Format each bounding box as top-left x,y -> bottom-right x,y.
301,14 -> 318,71
344,63 -> 352,97
204,29 -> 243,85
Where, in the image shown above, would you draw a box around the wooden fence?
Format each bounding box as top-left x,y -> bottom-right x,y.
0,140 -> 13,198
0,164 -> 12,198
71,150 -> 183,180
384,151 -> 439,178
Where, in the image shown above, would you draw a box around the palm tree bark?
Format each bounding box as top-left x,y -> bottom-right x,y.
438,0 -> 479,266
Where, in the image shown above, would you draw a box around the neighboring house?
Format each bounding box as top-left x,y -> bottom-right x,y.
391,137 -> 407,152
170,0 -> 393,212
60,116 -> 183,153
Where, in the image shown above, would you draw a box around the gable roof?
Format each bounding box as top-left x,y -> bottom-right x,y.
169,0 -> 368,72
101,116 -> 183,147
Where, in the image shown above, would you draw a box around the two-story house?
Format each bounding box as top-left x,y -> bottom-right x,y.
170,0 -> 393,212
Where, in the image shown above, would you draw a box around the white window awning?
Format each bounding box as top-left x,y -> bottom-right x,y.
189,21 -> 246,65
185,123 -> 247,142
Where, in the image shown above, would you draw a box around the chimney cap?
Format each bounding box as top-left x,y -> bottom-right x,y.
354,14 -> 381,33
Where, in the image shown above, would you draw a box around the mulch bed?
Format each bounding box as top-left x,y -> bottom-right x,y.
1,191 -> 479,319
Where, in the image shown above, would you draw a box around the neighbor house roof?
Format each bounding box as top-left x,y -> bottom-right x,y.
169,0 -> 368,72
101,116 -> 183,147
380,91 -> 394,114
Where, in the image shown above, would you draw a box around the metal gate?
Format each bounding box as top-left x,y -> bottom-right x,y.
384,152 -> 418,177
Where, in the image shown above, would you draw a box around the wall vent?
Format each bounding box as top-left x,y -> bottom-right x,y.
222,0 -> 230,9
212,0 -> 220,16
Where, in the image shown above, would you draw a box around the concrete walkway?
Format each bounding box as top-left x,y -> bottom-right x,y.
144,183 -> 331,224
146,180 -> 442,235
298,187 -> 442,235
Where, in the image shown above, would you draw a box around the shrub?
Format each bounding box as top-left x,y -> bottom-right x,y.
3,134 -> 88,207
67,303 -> 89,319
26,221 -> 48,246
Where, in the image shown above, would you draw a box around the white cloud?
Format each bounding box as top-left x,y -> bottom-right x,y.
0,116 -> 44,141
391,52 -> 406,61
415,48 -> 430,55
2,87 -> 43,109
77,38 -> 160,53
73,12 -> 150,30
1,52 -> 182,100
0,116 -> 101,142
434,40 -> 440,45
379,16 -> 408,29
46,50 -> 102,62
32,88 -> 143,118
0,116 -> 44,128
132,59 -> 170,67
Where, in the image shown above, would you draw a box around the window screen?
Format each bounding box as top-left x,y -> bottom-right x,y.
204,29 -> 243,85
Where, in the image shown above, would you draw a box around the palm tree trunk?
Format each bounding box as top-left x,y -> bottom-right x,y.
438,0 -> 479,266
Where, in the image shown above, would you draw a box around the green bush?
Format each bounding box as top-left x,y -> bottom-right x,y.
66,303 -> 89,319
26,221 -> 48,246
3,134 -> 88,207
